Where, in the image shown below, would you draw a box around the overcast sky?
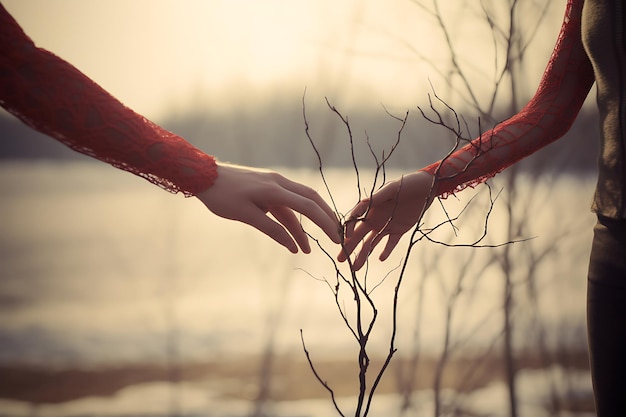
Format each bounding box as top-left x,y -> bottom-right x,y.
3,0 -> 565,121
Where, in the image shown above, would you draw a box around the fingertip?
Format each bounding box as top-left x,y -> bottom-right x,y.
337,243 -> 353,262
352,251 -> 366,272
323,225 -> 342,244
296,232 -> 312,254
379,247 -> 391,262
352,258 -> 365,271
301,239 -> 311,254
280,234 -> 299,254
379,236 -> 400,262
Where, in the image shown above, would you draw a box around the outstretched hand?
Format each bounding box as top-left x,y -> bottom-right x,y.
196,163 -> 341,253
338,171 -> 435,270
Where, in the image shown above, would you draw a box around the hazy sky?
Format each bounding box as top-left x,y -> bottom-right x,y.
3,0 -> 566,121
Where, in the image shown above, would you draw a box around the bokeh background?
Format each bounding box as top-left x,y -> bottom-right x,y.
0,0 -> 599,416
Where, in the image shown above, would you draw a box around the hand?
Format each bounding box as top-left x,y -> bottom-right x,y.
196,163 -> 341,253
338,171 -> 435,270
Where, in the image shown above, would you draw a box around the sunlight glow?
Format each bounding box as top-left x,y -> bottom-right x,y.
3,0 -> 565,119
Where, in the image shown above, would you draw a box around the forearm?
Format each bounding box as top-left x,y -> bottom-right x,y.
422,0 -> 594,198
0,4 -> 217,196
422,101 -> 586,197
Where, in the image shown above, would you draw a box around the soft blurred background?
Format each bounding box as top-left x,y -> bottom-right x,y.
0,0 -> 599,416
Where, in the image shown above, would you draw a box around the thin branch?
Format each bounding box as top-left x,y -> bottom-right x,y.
325,97 -> 363,203
300,330 -> 345,417
300,84 -> 522,416
302,89 -> 340,216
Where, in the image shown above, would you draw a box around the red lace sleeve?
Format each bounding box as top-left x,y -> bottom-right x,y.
0,5 -> 217,196
422,0 -> 595,198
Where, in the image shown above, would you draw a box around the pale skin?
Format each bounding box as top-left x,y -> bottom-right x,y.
338,170 -> 435,270
197,163 -> 341,254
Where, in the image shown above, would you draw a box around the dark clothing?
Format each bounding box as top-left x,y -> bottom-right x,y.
583,1 -> 626,414
587,216 -> 626,416
582,0 -> 626,219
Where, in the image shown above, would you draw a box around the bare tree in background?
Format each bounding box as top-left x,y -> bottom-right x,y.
289,0 -> 594,415
299,87 -> 519,416
406,0 -> 594,416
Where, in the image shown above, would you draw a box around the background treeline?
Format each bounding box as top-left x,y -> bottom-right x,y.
0,98 -> 599,177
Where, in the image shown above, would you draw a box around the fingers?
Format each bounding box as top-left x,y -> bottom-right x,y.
278,176 -> 338,223
351,232 -> 375,271
239,180 -> 337,254
239,182 -> 334,254
198,165 -> 339,254
337,199 -> 373,262
336,178 -> 413,267
351,229 -> 389,271
340,230 -> 400,271
338,220 -> 373,262
241,204 -> 299,253
344,199 -> 370,238
338,223 -> 381,270
270,206 -> 311,253
272,177 -> 341,244
379,234 -> 402,262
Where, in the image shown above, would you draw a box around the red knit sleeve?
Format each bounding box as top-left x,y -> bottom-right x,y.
422,0 -> 595,198
0,4 -> 217,196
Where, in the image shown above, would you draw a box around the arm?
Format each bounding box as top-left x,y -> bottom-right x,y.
339,0 -> 595,269
0,5 -> 340,252
423,0 -> 595,198
0,3 -> 217,196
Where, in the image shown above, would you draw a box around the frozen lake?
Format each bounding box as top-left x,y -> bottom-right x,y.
0,161 -> 597,416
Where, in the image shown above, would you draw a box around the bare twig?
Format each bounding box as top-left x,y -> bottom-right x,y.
300,87 -> 519,416
300,329 -> 346,417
